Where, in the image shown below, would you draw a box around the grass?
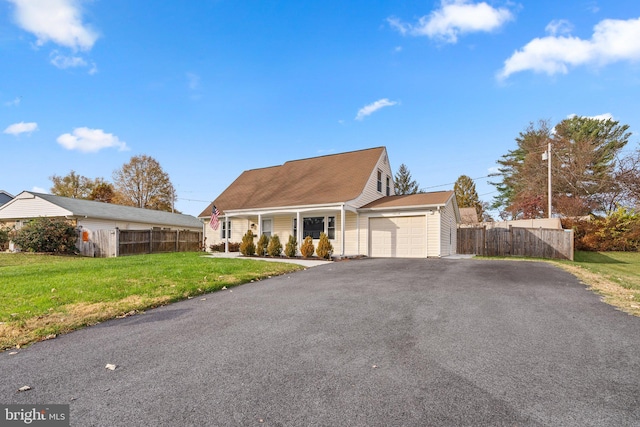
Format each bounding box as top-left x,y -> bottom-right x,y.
552,251 -> 640,317
0,252 -> 303,350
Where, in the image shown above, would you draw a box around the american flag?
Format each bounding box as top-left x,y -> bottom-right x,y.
209,204 -> 220,230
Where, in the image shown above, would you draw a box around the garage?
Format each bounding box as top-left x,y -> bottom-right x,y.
369,216 -> 426,258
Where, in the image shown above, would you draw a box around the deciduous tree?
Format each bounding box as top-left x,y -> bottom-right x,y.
113,155 -> 176,212
88,181 -> 116,203
50,170 -> 95,199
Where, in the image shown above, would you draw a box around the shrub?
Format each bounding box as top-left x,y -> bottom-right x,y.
256,234 -> 270,256
300,235 -> 315,258
562,208 -> 640,251
284,235 -> 297,257
239,230 -> 256,256
209,242 -> 240,252
316,232 -> 333,259
267,234 -> 283,257
11,217 -> 77,254
0,224 -> 11,251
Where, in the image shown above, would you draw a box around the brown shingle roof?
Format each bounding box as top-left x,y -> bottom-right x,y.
199,147 -> 386,216
361,191 -> 454,209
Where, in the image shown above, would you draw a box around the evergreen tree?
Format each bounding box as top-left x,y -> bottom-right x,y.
394,164 -> 419,195
454,175 -> 483,221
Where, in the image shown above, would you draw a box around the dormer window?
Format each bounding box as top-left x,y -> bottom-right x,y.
377,170 -> 382,193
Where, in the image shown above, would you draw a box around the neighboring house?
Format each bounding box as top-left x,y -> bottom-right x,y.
459,207 -> 480,226
199,147 -> 460,258
486,218 -> 562,230
0,190 -> 14,207
0,191 -> 203,255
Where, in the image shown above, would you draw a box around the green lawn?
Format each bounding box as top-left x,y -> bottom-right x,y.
0,252 -> 303,349
553,251 -> 640,316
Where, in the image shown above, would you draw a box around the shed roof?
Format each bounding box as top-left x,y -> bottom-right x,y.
1,192 -> 202,229
199,147 -> 386,216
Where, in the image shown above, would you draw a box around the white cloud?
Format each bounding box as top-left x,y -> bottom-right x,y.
498,17 -> 640,79
355,99 -> 398,121
56,127 -> 129,153
50,51 -> 87,68
389,0 -> 514,43
567,113 -> 614,121
8,0 -> 98,50
186,72 -> 200,90
545,19 -> 573,36
4,97 -> 21,107
3,121 -> 38,136
31,186 -> 47,193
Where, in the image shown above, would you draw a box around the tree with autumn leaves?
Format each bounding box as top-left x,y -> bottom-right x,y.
49,155 -> 176,212
491,116 -> 635,219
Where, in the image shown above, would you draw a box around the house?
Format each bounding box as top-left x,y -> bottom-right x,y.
0,191 -> 203,255
199,147 -> 460,258
0,190 -> 14,207
459,207 -> 480,226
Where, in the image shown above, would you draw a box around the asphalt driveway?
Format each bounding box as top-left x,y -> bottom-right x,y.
1,258 -> 639,426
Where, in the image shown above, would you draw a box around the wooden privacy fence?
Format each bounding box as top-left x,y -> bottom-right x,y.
457,226 -> 574,260
78,228 -> 202,257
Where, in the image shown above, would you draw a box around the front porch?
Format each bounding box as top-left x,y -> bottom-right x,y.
206,204 -> 360,257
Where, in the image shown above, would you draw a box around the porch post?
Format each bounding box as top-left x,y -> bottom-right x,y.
258,213 -> 262,237
340,205 -> 345,257
224,214 -> 229,253
356,213 -> 360,255
296,211 -> 301,252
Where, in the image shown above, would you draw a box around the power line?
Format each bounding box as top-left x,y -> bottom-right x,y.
423,175 -> 491,190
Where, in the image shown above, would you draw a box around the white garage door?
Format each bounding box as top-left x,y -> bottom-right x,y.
370,216 -> 426,258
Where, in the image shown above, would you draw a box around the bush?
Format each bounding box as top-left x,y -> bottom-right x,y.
316,232 -> 333,259
209,242 -> 240,252
0,224 -> 11,251
300,235 -> 315,258
239,230 -> 256,256
267,234 -> 282,257
562,208 -> 640,251
11,217 -> 77,254
284,235 -> 297,257
256,234 -> 270,256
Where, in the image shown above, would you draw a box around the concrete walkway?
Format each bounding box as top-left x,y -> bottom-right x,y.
204,251 -> 332,267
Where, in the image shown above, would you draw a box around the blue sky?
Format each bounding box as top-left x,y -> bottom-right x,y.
2,0 -> 639,217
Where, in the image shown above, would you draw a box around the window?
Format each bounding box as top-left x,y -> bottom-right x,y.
386,176 -> 391,196
221,221 -> 231,239
377,170 -> 382,192
261,219 -> 272,237
303,217 -> 324,239
292,218 -> 297,237
327,216 -> 335,239
302,216 -> 335,239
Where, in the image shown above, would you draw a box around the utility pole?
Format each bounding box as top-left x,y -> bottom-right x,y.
542,141 -> 552,218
